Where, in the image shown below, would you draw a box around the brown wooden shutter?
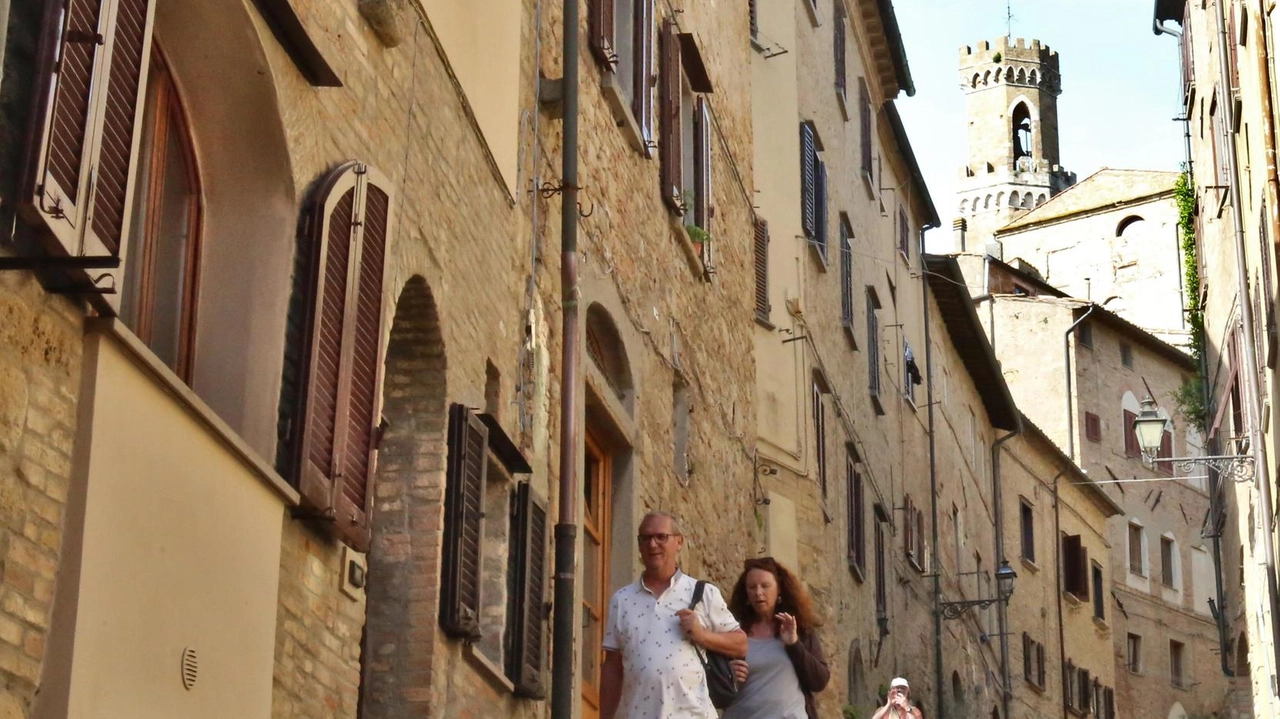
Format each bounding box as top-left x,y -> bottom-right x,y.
859,79 -> 873,177
441,403 -> 489,639
693,95 -> 711,230
634,0 -> 655,149
1037,642 -> 1046,687
588,0 -> 616,69
24,0 -> 156,258
800,123 -> 816,238
1084,412 -> 1102,442
1022,633 -> 1032,680
507,481 -> 548,697
749,0 -> 758,39
89,0 -> 152,254
659,18 -> 682,211
833,9 -> 846,98
1157,430 -> 1173,475
1123,409 -> 1140,457
296,162 -> 393,551
754,217 -> 770,320
903,495 -> 913,557
815,159 -> 828,255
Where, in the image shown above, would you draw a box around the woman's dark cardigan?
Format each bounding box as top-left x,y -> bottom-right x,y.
784,629 -> 830,719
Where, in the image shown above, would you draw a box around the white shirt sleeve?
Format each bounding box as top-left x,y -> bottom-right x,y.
602,590 -> 623,651
700,583 -> 741,633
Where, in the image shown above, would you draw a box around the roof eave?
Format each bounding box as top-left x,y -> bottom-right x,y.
876,0 -> 916,97
923,255 -> 1021,430
886,103 -> 940,228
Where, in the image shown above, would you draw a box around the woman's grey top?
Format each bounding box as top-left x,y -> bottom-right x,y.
722,637 -> 808,719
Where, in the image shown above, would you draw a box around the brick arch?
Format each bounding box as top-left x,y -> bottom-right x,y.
361,275 -> 448,718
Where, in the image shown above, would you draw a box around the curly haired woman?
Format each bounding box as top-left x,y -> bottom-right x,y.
723,556 -> 830,719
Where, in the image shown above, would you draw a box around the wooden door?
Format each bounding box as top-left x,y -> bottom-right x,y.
580,432 -> 612,719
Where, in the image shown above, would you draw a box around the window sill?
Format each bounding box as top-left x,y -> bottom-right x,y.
842,321 -> 859,351
755,313 -> 775,330
85,317 -> 301,507
1024,678 -> 1046,693
862,170 -> 877,200
1020,557 -> 1039,573
1093,616 -> 1110,631
669,215 -> 713,281
903,395 -> 917,412
600,72 -> 652,157
836,87 -> 850,121
850,562 -> 865,584
1062,591 -> 1085,607
898,250 -> 911,268
466,643 -> 517,694
751,37 -> 767,54
870,392 -> 885,416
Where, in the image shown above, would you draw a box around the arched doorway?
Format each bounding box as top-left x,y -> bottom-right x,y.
360,276 -> 447,718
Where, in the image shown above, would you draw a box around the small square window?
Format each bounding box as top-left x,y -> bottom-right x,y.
1077,321 -> 1093,348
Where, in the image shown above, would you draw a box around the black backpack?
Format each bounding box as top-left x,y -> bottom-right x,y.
688,580 -> 740,708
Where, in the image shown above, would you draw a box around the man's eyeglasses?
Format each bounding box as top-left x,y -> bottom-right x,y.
637,533 -> 680,545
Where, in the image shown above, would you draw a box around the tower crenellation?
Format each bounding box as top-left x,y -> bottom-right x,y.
951,37 -> 1076,253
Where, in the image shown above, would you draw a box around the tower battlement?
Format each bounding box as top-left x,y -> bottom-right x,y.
959,37 -> 1061,94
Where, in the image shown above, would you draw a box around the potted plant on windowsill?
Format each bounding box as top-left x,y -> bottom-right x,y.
687,225 -> 712,246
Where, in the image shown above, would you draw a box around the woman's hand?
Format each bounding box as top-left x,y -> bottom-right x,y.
776,612 -> 799,645
730,659 -> 749,685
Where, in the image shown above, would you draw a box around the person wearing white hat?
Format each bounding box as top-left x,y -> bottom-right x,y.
872,677 -> 922,719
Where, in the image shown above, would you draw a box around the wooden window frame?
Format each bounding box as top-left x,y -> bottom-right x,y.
847,456 -> 865,580
1091,561 -> 1106,620
1160,535 -> 1176,588
874,504 -> 889,617
1020,499 -> 1036,564
1127,633 -> 1142,674
840,217 -> 855,338
1062,533 -> 1089,599
813,381 -> 827,497
122,50 -> 203,382
1128,522 -> 1146,577
1170,639 -> 1185,688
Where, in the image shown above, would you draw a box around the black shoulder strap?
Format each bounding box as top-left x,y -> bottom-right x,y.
689,579 -> 707,609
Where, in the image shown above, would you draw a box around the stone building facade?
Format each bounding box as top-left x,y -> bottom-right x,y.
955,254 -> 1232,719
1000,419 -> 1123,719
992,169 -> 1190,348
1152,1 -> 1280,717
0,0 -> 758,717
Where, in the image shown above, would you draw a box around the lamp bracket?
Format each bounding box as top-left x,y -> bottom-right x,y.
938,597 -> 1004,620
1144,452 -> 1256,483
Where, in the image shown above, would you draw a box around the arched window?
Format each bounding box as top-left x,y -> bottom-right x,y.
996,191 -> 1005,207
585,304 -> 635,411
951,671 -> 965,710
1036,193 -> 1047,206
1117,214 -> 1146,237
1029,69 -> 1039,85
983,70 -> 991,84
972,73 -> 981,88
1016,67 -> 1027,84
1009,191 -> 1021,208
1005,67 -> 1014,82
1012,102 -> 1033,161
120,48 -> 203,381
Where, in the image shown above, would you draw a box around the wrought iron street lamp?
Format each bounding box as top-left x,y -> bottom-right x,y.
940,560 -> 1017,620
1132,396 -> 1255,483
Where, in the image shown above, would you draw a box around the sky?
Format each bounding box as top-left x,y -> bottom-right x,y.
893,0 -> 1187,249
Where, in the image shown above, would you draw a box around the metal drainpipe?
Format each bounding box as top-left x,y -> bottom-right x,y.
1050,467 -> 1070,719
992,428 -> 1020,719
1217,0 -> 1280,687
1064,305 -> 1096,461
550,0 -> 581,714
923,263 -> 944,717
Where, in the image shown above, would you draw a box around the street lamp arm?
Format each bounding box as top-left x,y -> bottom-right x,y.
1144,452 -> 1256,482
939,597 -> 1003,620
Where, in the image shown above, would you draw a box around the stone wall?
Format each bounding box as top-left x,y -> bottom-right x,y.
0,272 -> 82,717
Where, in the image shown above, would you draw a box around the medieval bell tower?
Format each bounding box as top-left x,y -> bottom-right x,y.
953,37 -> 1076,252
